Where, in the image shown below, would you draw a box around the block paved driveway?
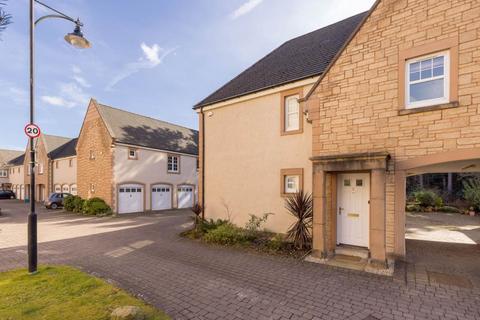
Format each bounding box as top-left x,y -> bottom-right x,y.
1,200 -> 479,320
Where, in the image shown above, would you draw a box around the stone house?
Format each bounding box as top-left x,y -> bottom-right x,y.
77,99 -> 198,214
197,0 -> 480,270
0,149 -> 23,190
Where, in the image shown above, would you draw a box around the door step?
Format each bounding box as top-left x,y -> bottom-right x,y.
335,245 -> 369,259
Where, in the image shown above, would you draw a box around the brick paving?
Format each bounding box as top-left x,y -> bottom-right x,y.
1,200 -> 479,320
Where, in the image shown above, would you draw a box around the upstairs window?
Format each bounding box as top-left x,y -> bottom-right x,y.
128,148 -> 137,160
89,150 -> 95,160
284,175 -> 299,194
284,95 -> 300,132
406,51 -> 449,109
69,159 -> 73,167
0,169 -> 7,178
38,163 -> 44,174
167,155 -> 179,173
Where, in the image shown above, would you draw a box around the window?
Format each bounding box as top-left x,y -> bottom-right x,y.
167,155 -> 179,173
406,51 -> 449,109
0,169 -> 7,178
128,148 -> 137,160
55,185 -> 61,193
285,175 -> 299,194
89,150 -> 95,160
90,183 -> 95,193
284,95 -> 300,132
55,161 -> 59,169
69,159 -> 73,167
17,167 -> 20,173
280,168 -> 303,195
38,163 -> 44,174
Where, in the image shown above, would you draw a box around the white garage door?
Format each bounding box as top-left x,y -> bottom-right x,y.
177,185 -> 194,209
118,184 -> 144,214
151,184 -> 172,211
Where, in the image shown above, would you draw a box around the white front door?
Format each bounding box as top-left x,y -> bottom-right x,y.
151,184 -> 172,211
118,184 -> 144,214
337,173 -> 370,247
177,185 -> 194,208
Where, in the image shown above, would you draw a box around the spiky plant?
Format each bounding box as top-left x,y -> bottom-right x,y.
191,203 -> 203,227
0,1 -> 12,39
285,190 -> 313,250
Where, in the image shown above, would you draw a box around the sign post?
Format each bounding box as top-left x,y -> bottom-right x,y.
25,122 -> 40,273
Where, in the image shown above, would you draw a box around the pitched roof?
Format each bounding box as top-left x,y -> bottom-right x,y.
95,102 -> 199,156
48,138 -> 78,160
195,11 -> 368,108
0,149 -> 23,167
8,153 -> 25,166
41,134 -> 73,154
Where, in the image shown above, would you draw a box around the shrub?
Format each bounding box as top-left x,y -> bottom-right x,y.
63,195 -> 78,212
265,234 -> 286,251
244,213 -> 272,235
197,218 -> 228,234
204,223 -> 249,245
463,178 -> 480,211
413,189 -> 443,208
72,196 -> 85,213
82,197 -> 112,216
285,190 -> 313,250
436,206 -> 462,213
406,203 -> 422,212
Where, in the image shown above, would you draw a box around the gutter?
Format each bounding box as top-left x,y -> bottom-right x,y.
200,106 -> 205,219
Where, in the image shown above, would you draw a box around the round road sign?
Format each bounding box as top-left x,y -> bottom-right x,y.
24,124 -> 41,138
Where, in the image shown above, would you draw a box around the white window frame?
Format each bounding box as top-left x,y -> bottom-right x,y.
284,175 -> 300,194
284,95 -> 300,132
406,51 -> 450,109
128,148 -> 137,159
0,169 -> 7,178
167,155 -> 179,173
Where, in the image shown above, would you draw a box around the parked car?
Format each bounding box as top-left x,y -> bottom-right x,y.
45,193 -> 72,209
0,190 -> 16,199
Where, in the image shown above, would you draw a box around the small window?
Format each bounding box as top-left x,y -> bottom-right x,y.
120,188 -> 125,193
284,175 -> 299,194
55,161 -> 59,169
90,183 -> 95,192
38,163 -> 44,174
128,149 -> 137,160
356,179 -> 363,186
167,155 -> 179,173
69,159 -> 73,167
406,51 -> 449,109
284,95 -> 300,132
89,150 -> 95,160
344,179 -> 351,187
0,170 -> 7,178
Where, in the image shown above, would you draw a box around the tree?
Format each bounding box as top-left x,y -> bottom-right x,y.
0,1 -> 12,40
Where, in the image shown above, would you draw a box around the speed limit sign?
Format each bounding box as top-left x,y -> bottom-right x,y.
24,124 -> 41,138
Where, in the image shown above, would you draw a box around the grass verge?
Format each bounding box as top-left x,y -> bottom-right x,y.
0,265 -> 169,320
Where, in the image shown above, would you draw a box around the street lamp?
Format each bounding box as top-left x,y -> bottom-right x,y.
28,0 -> 91,274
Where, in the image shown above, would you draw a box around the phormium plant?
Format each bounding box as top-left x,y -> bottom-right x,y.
284,190 -> 313,250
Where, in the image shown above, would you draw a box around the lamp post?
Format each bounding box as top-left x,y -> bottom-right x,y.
28,0 -> 91,274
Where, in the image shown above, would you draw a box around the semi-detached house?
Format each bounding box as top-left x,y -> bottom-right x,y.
77,99 -> 199,214
197,0 -> 480,271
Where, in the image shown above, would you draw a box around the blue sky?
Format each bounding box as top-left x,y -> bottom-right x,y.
0,0 -> 374,150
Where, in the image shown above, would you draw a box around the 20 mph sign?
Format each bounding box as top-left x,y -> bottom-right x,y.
24,124 -> 41,138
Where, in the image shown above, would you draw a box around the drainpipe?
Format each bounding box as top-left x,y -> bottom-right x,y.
200,106 -> 205,220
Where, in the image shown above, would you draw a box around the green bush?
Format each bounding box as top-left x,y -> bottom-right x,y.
265,234 -> 286,251
204,223 -> 249,245
197,219 -> 229,234
82,197 -> 112,216
413,189 -> 443,208
406,203 -> 422,212
463,178 -> 480,211
72,196 -> 85,213
63,195 -> 78,212
244,213 -> 272,235
436,206 -> 462,213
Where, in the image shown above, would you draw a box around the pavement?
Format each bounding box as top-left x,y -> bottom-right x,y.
1,200 -> 480,320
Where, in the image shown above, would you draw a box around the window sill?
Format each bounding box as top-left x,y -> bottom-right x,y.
281,129 -> 303,136
398,101 -> 459,116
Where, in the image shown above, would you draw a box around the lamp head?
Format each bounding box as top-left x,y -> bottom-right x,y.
64,23 -> 91,49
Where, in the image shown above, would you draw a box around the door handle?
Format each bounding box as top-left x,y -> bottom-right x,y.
338,207 -> 343,215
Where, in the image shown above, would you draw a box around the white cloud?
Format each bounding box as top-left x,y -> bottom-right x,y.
106,43 -> 175,91
41,96 -> 68,107
40,82 -> 89,109
0,81 -> 28,107
71,66 -> 91,88
230,0 -> 263,19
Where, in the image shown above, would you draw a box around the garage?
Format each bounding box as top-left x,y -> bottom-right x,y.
177,185 -> 194,208
151,184 -> 172,211
118,184 -> 144,214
